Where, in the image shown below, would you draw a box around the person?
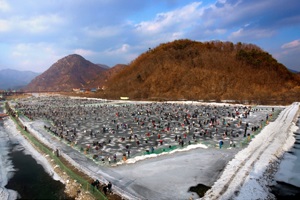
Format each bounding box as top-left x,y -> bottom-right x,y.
56,148 -> 60,157
219,140 -> 223,149
247,133 -> 251,142
107,182 -> 112,193
151,146 -> 154,153
103,185 -> 108,195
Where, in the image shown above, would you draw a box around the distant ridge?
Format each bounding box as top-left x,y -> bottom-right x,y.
96,64 -> 110,69
288,68 -> 299,73
0,69 -> 39,90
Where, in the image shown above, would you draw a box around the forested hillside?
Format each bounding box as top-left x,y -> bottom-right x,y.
99,39 -> 300,104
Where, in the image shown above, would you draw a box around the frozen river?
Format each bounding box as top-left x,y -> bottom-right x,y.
2,96 -> 299,199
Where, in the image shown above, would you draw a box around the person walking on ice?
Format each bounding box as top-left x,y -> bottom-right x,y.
219,140 -> 224,149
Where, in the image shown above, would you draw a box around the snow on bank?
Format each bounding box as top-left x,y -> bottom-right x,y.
203,102 -> 299,200
0,121 -> 19,200
116,143 -> 208,165
3,118 -> 63,184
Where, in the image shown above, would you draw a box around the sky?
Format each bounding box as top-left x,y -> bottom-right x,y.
0,0 -> 299,73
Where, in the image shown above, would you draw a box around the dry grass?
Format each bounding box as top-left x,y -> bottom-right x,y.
99,40 -> 300,104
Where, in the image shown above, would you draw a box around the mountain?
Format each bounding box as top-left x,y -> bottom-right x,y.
288,68 -> 299,73
96,64 -> 110,69
0,69 -> 39,90
100,39 -> 300,104
24,54 -> 106,92
86,64 -> 127,88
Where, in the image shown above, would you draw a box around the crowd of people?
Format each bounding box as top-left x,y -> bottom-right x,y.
13,96 -> 277,164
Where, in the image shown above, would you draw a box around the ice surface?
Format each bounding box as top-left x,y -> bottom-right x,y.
115,148 -> 238,199
4,98 -> 299,200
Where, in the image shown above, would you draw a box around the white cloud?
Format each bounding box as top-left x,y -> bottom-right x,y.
74,49 -> 97,57
204,28 -> 226,35
102,44 -> 138,65
83,25 -> 121,38
0,19 -> 10,32
281,39 -> 300,49
229,27 -> 275,41
0,0 -> 10,12
135,2 -> 203,34
0,14 -> 65,34
10,43 -> 65,72
18,14 -> 65,33
106,44 -> 130,54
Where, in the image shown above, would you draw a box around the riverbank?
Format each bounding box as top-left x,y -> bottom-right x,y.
4,102 -> 120,200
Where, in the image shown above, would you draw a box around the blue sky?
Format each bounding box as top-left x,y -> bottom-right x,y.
0,0 -> 299,72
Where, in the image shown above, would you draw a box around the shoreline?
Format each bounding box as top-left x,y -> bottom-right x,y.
4,102 -> 117,200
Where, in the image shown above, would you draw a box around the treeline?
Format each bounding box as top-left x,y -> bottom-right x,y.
97,39 -> 300,104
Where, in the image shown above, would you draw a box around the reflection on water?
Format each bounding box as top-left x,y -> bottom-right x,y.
272,119 -> 300,200
0,112 -> 72,200
5,146 -> 73,200
189,183 -> 211,198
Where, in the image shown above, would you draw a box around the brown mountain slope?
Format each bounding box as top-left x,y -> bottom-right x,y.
25,54 -> 107,92
100,39 -> 300,104
86,64 -> 127,89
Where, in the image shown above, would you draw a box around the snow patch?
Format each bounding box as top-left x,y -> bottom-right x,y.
116,143 -> 208,165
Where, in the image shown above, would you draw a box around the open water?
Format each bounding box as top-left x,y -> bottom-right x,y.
5,145 -> 71,200
271,116 -> 300,199
0,105 -> 71,200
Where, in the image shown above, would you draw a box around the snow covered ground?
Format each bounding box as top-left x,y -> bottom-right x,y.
203,102 -> 299,200
2,99 -> 299,200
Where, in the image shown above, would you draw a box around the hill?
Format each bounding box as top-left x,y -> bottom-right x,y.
99,39 -> 300,104
0,69 -> 39,90
86,64 -> 127,89
24,54 -> 107,92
